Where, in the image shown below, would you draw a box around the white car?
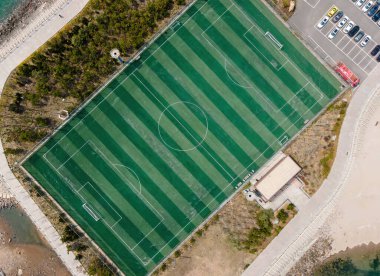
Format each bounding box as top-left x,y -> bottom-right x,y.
328,28 -> 339,39
317,16 -> 329,29
337,16 -> 349,28
356,0 -> 366,6
360,35 -> 371,47
343,21 -> 355,33
362,1 -> 374,12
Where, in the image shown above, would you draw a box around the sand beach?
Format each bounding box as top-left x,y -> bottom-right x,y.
326,85 -> 380,254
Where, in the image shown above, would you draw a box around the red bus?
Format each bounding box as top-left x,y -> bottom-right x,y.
335,62 -> 360,87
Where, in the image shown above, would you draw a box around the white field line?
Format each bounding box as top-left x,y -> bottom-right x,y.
38,0 -> 331,268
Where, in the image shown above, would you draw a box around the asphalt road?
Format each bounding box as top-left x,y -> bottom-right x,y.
289,0 -> 380,81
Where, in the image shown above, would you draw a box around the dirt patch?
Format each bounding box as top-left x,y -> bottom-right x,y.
156,194 -> 297,275
160,223 -> 253,276
284,90 -> 352,195
263,0 -> 296,21
0,208 -> 70,275
0,244 -> 70,276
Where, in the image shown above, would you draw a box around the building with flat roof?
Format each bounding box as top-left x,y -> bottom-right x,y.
251,155 -> 301,202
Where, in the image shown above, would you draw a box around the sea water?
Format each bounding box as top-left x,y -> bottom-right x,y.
0,0 -> 26,23
315,244 -> 380,275
0,206 -> 43,244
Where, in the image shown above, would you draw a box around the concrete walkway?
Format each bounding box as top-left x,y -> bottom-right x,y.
0,0 -> 89,275
0,140 -> 86,275
243,66 -> 380,275
0,0 -> 89,92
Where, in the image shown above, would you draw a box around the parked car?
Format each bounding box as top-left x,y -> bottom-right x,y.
317,16 -> 329,29
371,45 -> 380,55
352,0 -> 359,3
360,35 -> 371,47
337,16 -> 349,28
368,4 -> 379,16
332,11 -> 344,23
348,25 -> 360,37
373,10 -> 380,21
354,31 -> 365,42
328,6 -> 339,17
357,0 -> 366,6
376,54 -> 380,62
328,28 -> 339,39
344,21 -> 355,33
363,1 -> 374,12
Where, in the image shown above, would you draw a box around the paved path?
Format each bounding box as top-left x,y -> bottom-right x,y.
0,0 -> 89,93
243,66 -> 380,275
0,141 -> 86,275
0,0 -> 89,275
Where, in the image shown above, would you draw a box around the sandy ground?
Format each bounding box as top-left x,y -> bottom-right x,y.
327,89 -> 380,254
161,223 -> 253,276
0,214 -> 70,275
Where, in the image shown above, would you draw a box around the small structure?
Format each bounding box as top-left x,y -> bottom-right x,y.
58,110 -> 69,120
110,48 -> 124,64
251,155 -> 301,202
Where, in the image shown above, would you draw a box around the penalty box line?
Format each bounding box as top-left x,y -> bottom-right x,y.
77,182 -> 123,228
232,0 -> 326,106
47,139 -> 165,265
201,2 -> 324,116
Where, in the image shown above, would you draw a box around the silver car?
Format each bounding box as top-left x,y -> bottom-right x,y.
343,21 -> 355,33
317,16 -> 329,29
356,0 -> 366,6
337,16 -> 349,28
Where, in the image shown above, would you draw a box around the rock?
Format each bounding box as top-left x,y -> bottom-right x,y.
289,0 -> 295,12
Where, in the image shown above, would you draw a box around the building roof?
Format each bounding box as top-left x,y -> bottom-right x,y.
254,156 -> 301,201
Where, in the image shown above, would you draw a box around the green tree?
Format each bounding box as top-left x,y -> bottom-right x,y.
276,209 -> 289,223
256,209 -> 274,234
370,255 -> 380,271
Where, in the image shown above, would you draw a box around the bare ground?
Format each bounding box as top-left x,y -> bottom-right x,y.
285,90 -> 352,195
0,210 -> 70,275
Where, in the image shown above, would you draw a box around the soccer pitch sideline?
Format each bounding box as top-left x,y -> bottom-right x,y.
22,0 -> 342,274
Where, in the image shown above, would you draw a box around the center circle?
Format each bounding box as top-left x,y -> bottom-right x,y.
158,101 -> 208,152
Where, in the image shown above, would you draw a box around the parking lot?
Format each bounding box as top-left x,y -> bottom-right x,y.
289,0 -> 380,82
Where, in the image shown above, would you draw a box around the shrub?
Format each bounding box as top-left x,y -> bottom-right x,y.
18,129 -> 46,142
61,225 -> 79,243
4,148 -> 25,155
277,209 -> 289,223
287,203 -> 295,211
35,117 -> 52,127
9,103 -> 24,114
174,250 -> 181,258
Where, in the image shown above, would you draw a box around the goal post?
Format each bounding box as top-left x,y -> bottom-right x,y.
264,31 -> 283,50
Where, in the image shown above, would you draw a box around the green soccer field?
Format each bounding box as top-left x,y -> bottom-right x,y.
22,0 -> 341,275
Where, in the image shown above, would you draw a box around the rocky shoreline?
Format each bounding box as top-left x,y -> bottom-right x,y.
0,0 -> 54,48
0,197 -> 16,210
